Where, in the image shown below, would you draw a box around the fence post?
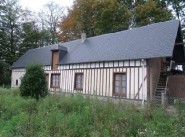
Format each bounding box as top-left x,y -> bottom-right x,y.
161,92 -> 166,109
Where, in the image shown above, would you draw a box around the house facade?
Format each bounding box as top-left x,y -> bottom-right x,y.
11,20 -> 185,100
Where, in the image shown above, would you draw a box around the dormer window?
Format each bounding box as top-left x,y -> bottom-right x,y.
52,51 -> 59,70
51,45 -> 68,70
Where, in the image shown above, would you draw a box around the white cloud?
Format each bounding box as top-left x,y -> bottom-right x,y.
19,0 -> 74,12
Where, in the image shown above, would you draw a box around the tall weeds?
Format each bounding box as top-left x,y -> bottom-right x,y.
0,88 -> 185,137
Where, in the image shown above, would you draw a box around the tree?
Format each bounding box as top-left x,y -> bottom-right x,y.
167,0 -> 185,20
0,61 -> 11,85
0,0 -> 22,65
134,0 -> 172,27
0,0 -> 8,69
19,21 -> 40,56
59,0 -> 174,42
38,1 -> 64,44
0,0 -> 22,85
59,0 -> 131,42
59,8 -> 81,42
20,64 -> 47,101
91,0 -> 131,35
166,0 -> 185,38
0,0 -> 65,85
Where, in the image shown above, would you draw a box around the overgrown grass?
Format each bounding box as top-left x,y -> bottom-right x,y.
0,84 -> 11,89
0,88 -> 185,137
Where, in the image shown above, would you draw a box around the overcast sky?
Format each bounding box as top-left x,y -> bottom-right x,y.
19,0 -> 74,12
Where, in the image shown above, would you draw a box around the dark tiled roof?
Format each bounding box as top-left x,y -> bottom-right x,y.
11,20 -> 180,68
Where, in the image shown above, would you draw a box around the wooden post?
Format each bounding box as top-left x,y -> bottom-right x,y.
161,92 -> 166,109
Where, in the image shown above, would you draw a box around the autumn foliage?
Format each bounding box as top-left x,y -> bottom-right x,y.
59,0 -> 173,42
59,0 -> 131,42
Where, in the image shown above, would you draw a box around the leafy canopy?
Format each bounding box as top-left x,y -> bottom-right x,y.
59,0 -> 173,42
59,0 -> 131,42
135,0 -> 172,27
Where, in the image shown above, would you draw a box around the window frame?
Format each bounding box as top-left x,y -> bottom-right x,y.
113,73 -> 127,97
50,73 -> 60,88
74,73 -> 84,90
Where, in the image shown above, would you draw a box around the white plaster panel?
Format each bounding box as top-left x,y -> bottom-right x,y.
124,61 -> 129,66
136,60 -> 141,66
114,61 -> 119,67
119,61 -> 124,67
130,61 -> 135,66
109,62 -> 113,67
105,62 -> 109,67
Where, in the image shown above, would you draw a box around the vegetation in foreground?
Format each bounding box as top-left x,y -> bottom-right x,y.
0,88 -> 185,137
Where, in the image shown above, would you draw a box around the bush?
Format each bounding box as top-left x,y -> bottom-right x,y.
20,64 -> 47,101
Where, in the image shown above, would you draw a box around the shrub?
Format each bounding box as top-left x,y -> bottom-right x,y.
20,64 -> 47,101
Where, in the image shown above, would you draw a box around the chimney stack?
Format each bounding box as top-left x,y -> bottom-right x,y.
81,33 -> 86,43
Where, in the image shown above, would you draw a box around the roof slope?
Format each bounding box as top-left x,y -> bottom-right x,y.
12,20 -> 180,68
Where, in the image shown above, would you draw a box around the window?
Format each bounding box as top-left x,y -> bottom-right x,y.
113,73 -> 126,97
16,79 -> 18,86
74,73 -> 83,90
51,74 -> 60,88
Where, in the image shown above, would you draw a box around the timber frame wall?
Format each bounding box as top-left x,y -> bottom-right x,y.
11,59 -> 148,100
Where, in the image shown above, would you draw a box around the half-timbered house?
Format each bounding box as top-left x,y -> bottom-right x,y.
11,20 -> 185,101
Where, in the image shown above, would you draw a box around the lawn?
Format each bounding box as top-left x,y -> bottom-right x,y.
0,88 -> 185,137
